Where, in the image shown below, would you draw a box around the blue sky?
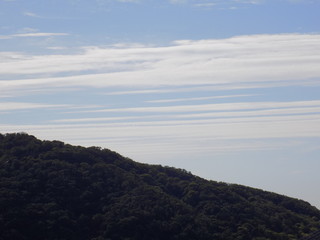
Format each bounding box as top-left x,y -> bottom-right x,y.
1,0 -> 320,208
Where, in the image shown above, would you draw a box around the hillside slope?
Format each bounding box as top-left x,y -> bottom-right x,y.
0,133 -> 319,240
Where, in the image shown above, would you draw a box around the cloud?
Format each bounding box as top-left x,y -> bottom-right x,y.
0,34 -> 319,93
23,11 -> 40,17
104,78 -> 320,95
52,103 -> 320,124
14,33 -> 69,37
47,46 -> 68,50
22,10 -> 77,20
194,2 -> 217,8
115,0 -> 141,2
169,0 -> 188,3
233,0 -> 264,4
0,102 -> 70,112
146,94 -> 256,103
171,0 -> 316,10
1,100 -> 320,163
0,32 -> 69,40
3,99 -> 319,154
78,100 -> 320,114
1,112 -> 320,157
170,0 -> 265,8
0,101 -> 106,112
19,27 -> 39,33
286,0 -> 317,3
1,33 -> 320,160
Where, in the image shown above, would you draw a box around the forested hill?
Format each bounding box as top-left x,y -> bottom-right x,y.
0,133 -> 319,240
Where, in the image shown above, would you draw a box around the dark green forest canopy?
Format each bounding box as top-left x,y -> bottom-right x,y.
0,133 -> 319,240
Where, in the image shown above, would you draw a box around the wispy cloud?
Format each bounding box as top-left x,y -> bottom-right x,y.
170,0 -> 266,8
1,34 -> 319,93
171,0 -> 315,10
13,33 -> 69,38
1,33 -> 320,161
194,2 -> 217,8
46,46 -> 68,50
52,104 -> 320,124
115,0 -> 141,2
233,0 -> 264,4
23,11 -> 40,18
0,32 -> 69,40
0,102 -> 70,112
3,99 -> 318,157
79,100 -> 320,113
1,113 -> 319,158
104,78 -> 320,95
169,0 -> 188,4
146,94 -> 256,103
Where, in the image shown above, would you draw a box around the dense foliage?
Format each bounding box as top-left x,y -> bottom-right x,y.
0,133 -> 319,240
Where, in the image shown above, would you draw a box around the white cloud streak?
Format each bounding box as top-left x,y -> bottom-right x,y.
2,99 -> 320,158
0,32 -> 69,40
146,94 -> 256,103
0,102 -> 103,112
23,12 -> 40,17
104,79 -> 320,95
0,34 -> 319,94
1,114 -> 320,155
52,105 -> 320,123
0,102 -> 70,111
82,100 -> 320,113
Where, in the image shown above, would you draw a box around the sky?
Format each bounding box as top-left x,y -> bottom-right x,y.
1,0 -> 320,208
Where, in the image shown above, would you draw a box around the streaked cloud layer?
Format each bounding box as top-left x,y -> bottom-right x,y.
1,34 -> 320,156
1,34 -> 319,92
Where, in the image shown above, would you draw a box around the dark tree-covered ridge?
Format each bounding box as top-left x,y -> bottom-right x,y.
0,133 -> 319,240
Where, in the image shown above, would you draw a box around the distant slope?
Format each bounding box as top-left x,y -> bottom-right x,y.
0,133 -> 319,240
